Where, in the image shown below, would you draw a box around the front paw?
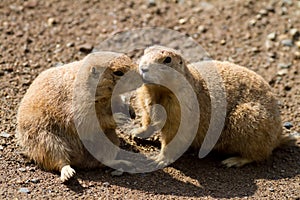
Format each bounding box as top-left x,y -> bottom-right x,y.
131,126 -> 155,139
150,154 -> 174,169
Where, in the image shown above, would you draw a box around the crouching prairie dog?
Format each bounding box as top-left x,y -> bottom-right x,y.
134,45 -> 297,168
16,52 -> 137,182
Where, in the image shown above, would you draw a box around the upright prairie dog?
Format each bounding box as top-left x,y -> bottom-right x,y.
16,52 -> 136,182
134,45 -> 296,167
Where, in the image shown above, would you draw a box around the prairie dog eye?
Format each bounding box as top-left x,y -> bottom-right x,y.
163,56 -> 172,64
113,70 -> 124,76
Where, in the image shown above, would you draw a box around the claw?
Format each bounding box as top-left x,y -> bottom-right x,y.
222,157 -> 253,168
60,165 -> 76,182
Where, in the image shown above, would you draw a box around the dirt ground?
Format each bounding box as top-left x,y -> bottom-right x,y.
1,0 -> 300,199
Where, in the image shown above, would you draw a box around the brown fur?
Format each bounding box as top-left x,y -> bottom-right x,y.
16,52 -> 137,181
134,45 -> 294,167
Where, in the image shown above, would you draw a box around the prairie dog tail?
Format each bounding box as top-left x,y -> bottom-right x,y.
278,133 -> 300,148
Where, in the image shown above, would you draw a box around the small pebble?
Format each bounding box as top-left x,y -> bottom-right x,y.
66,42 -> 74,48
47,18 -> 56,26
197,25 -> 207,33
78,43 -> 93,53
295,41 -> 300,48
267,32 -> 276,41
0,145 -> 3,150
251,47 -> 260,53
178,18 -> 187,24
19,187 -> 30,194
281,39 -> 293,47
277,63 -> 291,69
277,69 -> 288,76
148,0 -> 156,7
282,0 -> 293,6
249,19 -> 256,26
294,51 -> 300,59
220,39 -> 226,45
30,178 -> 40,183
290,28 -> 299,37
259,9 -> 268,16
103,182 -> 110,187
281,6 -> 288,15
283,122 -> 293,129
18,168 -> 26,172
23,0 -> 38,9
0,132 -> 11,138
269,187 -> 275,192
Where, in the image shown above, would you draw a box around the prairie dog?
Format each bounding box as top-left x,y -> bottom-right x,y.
16,52 -> 137,181
134,45 -> 294,167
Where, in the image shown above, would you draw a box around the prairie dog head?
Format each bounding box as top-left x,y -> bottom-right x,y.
75,52 -> 137,105
138,45 -> 187,84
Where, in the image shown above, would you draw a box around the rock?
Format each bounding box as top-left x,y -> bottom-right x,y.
269,187 -> 275,192
259,9 -> 268,16
103,182 -> 110,187
267,32 -> 276,41
296,41 -> 300,48
0,132 -> 11,138
19,187 -> 30,194
265,40 -> 273,50
281,39 -> 293,47
277,69 -> 288,76
251,47 -> 260,53
266,5 -> 275,12
282,0 -> 293,6
147,0 -> 156,7
18,168 -> 26,172
281,6 -> 288,15
78,43 -> 93,53
30,178 -> 40,183
283,122 -> 293,129
294,51 -> 300,59
290,28 -> 299,37
249,19 -> 256,26
66,42 -> 74,48
23,0 -> 38,9
0,145 -> 3,150
178,18 -> 187,24
277,63 -> 291,69
220,39 -> 226,45
197,25 -> 207,33
268,52 -> 276,58
47,18 -> 56,26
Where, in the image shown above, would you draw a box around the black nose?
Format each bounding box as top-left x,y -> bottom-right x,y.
140,65 -> 149,73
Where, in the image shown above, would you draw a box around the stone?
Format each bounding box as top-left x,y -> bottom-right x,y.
277,69 -> 288,76
19,187 -> 30,194
18,168 -> 26,172
47,18 -> 56,26
178,18 -> 187,24
281,39 -> 293,47
290,28 -> 299,37
103,182 -> 110,187
0,132 -> 11,138
78,43 -> 93,53
277,63 -> 291,69
267,32 -> 276,41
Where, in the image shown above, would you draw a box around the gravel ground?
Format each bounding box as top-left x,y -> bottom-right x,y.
0,0 -> 300,199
